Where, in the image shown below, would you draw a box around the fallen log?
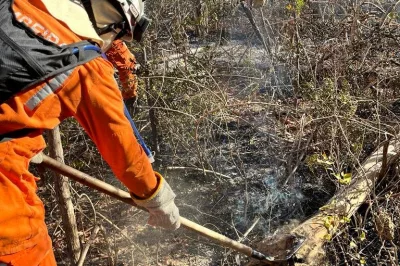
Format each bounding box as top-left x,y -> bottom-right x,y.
291,135 -> 400,265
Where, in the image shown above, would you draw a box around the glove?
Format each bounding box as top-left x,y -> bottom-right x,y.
131,172 -> 181,230
105,40 -> 138,99
30,152 -> 43,164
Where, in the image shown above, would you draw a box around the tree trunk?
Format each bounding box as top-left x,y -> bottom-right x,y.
291,136 -> 400,265
48,127 -> 81,265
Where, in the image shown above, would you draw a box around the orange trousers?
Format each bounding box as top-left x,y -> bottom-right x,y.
0,225 -> 56,266
0,0 -> 157,264
0,135 -> 56,265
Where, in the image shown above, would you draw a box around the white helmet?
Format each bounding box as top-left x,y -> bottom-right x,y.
114,0 -> 150,42
81,0 -> 150,42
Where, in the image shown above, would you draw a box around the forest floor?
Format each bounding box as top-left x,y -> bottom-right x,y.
36,97 -> 334,266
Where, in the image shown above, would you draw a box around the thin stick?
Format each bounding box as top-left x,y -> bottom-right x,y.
96,212 -> 148,257
380,0 -> 400,28
239,217 -> 261,242
240,2 -> 271,54
224,217 -> 261,260
378,139 -> 390,179
77,225 -> 100,266
166,166 -> 232,180
283,130 -> 314,186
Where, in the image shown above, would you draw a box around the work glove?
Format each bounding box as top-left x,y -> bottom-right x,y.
30,152 -> 43,164
131,172 -> 181,230
105,40 -> 138,99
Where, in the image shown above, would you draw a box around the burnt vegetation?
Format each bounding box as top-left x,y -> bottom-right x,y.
35,0 -> 400,265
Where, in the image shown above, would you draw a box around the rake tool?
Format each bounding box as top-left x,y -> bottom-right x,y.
38,154 -> 305,264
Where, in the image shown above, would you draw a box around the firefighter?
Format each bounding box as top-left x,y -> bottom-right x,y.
0,0 -> 180,265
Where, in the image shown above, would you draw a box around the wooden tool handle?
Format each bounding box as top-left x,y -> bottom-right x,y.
40,155 -> 254,258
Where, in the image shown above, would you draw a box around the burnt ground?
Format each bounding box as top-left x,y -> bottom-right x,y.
35,99 -> 335,266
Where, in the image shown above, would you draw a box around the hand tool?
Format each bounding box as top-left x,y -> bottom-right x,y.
38,154 -> 305,263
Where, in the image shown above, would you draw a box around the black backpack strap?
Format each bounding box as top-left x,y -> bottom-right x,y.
0,41 -> 102,142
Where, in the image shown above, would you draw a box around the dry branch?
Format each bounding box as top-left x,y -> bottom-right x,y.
291,134 -> 400,265
77,225 -> 100,266
166,166 -> 232,180
48,127 -> 81,265
240,2 -> 270,54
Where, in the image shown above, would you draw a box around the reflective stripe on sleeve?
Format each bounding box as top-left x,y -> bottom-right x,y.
25,70 -> 74,110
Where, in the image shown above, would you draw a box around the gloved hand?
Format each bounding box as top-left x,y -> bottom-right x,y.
131,172 -> 180,230
105,40 -> 138,99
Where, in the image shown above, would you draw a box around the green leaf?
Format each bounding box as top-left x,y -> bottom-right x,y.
319,205 -> 331,211
323,233 -> 332,241
340,216 -> 351,223
350,241 -> 357,249
332,172 -> 341,180
360,231 -> 366,241
342,173 -> 352,179
389,12 -> 398,19
316,158 -> 334,165
339,175 -> 351,185
360,258 -> 366,265
323,216 -> 335,231
334,172 -> 352,185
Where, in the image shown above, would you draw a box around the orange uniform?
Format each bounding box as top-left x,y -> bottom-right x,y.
0,0 -> 157,264
106,40 -> 139,99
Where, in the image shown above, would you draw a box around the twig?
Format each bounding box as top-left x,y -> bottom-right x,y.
140,75 -> 225,102
378,139 -> 390,180
98,226 -> 115,266
97,212 -> 132,242
239,216 -> 261,242
97,212 -> 147,257
135,105 -> 196,120
373,189 -> 400,201
166,166 -> 232,180
225,216 -> 261,259
283,130 -> 315,186
380,0 -> 400,28
145,46 -> 212,67
77,225 -> 100,266
240,2 -> 271,54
